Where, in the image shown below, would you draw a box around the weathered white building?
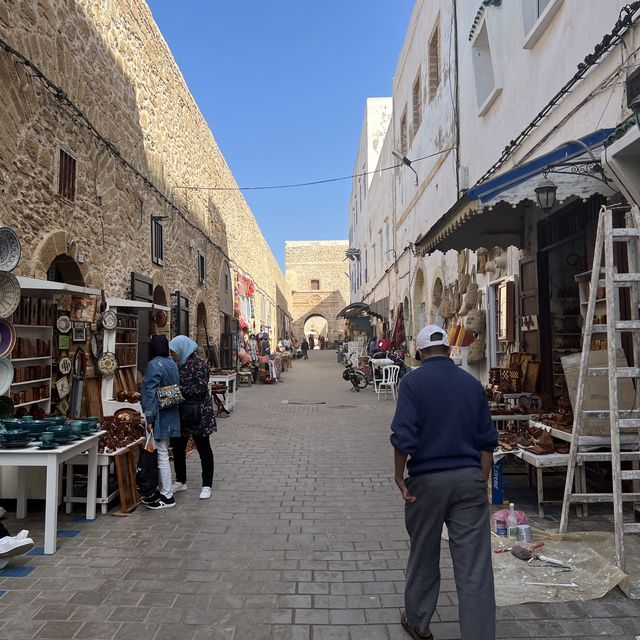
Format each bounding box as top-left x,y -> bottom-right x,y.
349,0 -> 640,392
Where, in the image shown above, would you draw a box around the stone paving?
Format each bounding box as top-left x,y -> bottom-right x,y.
0,351 -> 639,639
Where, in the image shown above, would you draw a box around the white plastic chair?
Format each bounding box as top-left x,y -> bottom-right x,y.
377,365 -> 400,401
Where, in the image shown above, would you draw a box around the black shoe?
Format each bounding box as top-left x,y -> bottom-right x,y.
141,491 -> 161,504
146,495 -> 176,510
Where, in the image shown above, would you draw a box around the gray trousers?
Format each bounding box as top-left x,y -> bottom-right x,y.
404,467 -> 495,640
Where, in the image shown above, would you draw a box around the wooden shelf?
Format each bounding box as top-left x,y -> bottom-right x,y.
14,397 -> 51,408
13,325 -> 53,330
118,364 -> 137,369
11,378 -> 50,387
11,356 -> 52,363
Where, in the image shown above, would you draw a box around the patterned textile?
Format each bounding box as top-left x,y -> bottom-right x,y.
179,354 -> 216,436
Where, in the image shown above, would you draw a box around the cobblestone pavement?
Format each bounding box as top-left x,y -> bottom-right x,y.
0,351 -> 639,639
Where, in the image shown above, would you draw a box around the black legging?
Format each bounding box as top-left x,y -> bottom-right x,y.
0,522 -> 10,538
171,435 -> 214,488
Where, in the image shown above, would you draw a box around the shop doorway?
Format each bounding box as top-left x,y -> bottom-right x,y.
303,314 -> 328,345
47,254 -> 84,286
413,269 -> 426,333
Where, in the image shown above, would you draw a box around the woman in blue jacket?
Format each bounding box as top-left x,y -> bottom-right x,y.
140,335 -> 181,509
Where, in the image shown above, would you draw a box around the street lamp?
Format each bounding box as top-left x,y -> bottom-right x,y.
534,176 -> 558,211
345,248 -> 361,261
392,151 -> 419,186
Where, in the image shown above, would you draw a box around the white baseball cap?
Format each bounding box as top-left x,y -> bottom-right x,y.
416,325 -> 449,350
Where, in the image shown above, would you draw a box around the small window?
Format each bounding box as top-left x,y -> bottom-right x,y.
400,108 -> 408,154
428,24 -> 440,101
471,19 -> 501,115
151,218 -> 164,266
522,0 -> 563,49
412,70 -> 422,139
310,279 -> 320,291
224,273 -> 229,292
198,251 -> 205,284
58,148 -> 76,201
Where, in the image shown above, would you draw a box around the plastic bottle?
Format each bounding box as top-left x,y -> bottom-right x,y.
507,503 -> 518,540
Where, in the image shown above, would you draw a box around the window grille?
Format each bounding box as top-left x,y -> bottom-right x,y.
151,218 -> 164,266
58,148 -> 76,201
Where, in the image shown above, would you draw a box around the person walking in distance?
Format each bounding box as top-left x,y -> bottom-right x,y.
301,337 -> 309,359
169,336 -> 216,500
140,335 -> 181,509
308,334 -> 315,351
390,325 -> 497,640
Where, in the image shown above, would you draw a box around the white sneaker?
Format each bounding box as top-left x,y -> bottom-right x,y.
0,535 -> 34,557
171,482 -> 187,493
199,487 -> 212,500
16,530 -> 29,540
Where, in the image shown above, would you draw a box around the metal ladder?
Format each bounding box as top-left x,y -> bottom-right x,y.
559,205 -> 640,573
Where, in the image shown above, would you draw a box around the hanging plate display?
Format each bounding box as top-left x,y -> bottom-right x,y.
0,318 -> 16,357
0,227 -> 21,273
56,315 -> 71,334
56,375 -> 70,399
0,272 -> 20,319
0,357 -> 14,395
97,351 -> 118,377
58,357 -> 72,375
101,310 -> 117,331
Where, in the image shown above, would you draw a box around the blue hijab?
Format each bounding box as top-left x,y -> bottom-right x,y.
169,335 -> 199,366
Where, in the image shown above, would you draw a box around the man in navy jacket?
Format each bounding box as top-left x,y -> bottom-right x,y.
391,325 -> 497,640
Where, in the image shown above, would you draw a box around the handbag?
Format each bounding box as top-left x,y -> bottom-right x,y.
136,431 -> 158,498
179,399 -> 202,427
156,384 -> 184,409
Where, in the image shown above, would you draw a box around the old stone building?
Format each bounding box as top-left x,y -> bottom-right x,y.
285,240 -> 349,344
0,0 -> 289,361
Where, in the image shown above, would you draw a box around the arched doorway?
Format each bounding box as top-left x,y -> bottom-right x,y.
153,285 -> 167,307
303,314 -> 328,346
429,276 -> 444,325
413,269 -> 426,334
47,254 -> 84,286
196,302 -> 208,354
403,295 -> 412,341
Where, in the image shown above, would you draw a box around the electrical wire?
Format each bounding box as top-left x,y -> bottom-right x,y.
174,147 -> 455,192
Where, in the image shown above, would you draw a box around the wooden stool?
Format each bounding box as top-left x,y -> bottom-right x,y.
237,370 -> 253,386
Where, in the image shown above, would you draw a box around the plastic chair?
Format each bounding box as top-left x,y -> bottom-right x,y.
377,365 -> 400,401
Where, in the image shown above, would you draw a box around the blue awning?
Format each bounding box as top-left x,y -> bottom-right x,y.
467,128 -> 615,203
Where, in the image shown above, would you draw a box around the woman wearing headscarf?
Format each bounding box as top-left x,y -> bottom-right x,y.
169,335 -> 216,500
140,335 -> 181,509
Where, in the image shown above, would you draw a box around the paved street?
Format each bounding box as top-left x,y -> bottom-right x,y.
1,351 -> 639,639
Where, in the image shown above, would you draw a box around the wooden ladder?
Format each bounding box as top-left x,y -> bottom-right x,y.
559,205 -> 640,573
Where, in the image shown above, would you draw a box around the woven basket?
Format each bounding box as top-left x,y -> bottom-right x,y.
500,368 -> 521,393
466,308 -> 486,333
467,337 -> 486,363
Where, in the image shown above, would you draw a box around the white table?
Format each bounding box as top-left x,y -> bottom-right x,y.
209,373 -> 236,412
65,437 -> 144,515
0,432 -> 102,554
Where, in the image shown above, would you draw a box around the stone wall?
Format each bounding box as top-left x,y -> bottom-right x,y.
285,241 -> 349,342
0,0 -> 288,344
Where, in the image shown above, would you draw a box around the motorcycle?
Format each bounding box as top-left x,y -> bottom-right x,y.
342,360 -> 368,391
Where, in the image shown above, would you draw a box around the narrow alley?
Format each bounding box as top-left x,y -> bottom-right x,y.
0,353 -> 638,639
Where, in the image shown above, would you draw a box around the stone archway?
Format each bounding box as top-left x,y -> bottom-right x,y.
303,313 -> 329,344
47,253 -> 85,286
153,285 -> 167,307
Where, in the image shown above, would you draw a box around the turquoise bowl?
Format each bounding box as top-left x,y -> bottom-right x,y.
45,424 -> 71,435
70,420 -> 93,433
86,416 -> 99,425
0,428 -> 31,441
20,420 -> 48,437
44,416 -> 67,426
1,418 -> 22,429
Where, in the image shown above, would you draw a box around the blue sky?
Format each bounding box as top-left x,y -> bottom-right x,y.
148,1 -> 415,270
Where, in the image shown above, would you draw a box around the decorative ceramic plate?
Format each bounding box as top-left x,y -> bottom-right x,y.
154,310 -> 168,328
56,315 -> 71,333
58,357 -> 72,375
0,395 -> 14,419
0,318 -> 16,357
101,310 -> 117,331
0,272 -> 20,319
56,375 -> 70,399
0,227 -> 21,273
97,351 -> 118,377
0,357 -> 14,395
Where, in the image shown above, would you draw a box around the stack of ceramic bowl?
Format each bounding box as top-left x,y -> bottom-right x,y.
20,419 -> 48,440
1,418 -> 22,430
0,428 -> 32,448
45,424 -> 74,444
69,419 -> 95,436
44,416 -> 67,427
